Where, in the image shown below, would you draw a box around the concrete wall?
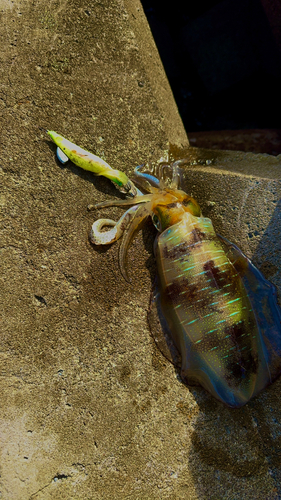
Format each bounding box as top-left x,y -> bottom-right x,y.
1,0 -> 281,498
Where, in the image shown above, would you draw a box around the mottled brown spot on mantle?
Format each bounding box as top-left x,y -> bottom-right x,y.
203,260 -> 221,288
190,228 -> 216,244
223,320 -> 259,387
163,278 -> 191,304
203,259 -> 242,295
162,241 -> 191,260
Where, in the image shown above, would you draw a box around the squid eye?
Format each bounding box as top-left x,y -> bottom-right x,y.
152,214 -> 162,231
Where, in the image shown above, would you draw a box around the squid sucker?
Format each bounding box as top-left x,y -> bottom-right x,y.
49,132 -> 281,408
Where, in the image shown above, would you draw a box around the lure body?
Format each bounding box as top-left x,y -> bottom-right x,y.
48,134 -> 281,407
48,131 -> 138,197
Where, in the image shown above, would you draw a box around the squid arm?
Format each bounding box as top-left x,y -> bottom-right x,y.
90,197 -> 152,281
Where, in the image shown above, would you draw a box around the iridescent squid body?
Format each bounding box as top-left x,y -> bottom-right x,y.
153,201 -> 280,408
49,131 -> 281,408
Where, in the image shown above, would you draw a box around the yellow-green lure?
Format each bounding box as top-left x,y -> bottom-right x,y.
48,131 -> 138,197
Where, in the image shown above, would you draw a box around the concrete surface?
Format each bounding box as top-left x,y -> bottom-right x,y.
1,1 -> 281,499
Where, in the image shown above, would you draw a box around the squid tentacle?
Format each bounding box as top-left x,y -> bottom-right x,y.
89,205 -> 140,245
170,164 -> 182,190
89,202 -> 150,282
133,161 -> 183,191
90,219 -> 118,245
88,193 -> 154,211
158,163 -> 173,189
119,204 -> 150,282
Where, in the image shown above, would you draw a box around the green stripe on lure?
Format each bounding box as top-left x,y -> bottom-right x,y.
88,161 -> 281,408
48,131 -> 138,197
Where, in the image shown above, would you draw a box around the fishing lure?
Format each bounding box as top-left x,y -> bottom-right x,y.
49,132 -> 281,408
47,131 -> 139,197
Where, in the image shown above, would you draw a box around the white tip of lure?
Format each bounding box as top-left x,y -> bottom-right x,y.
56,146 -> 69,164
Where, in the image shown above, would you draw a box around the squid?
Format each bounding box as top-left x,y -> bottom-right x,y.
48,131 -> 281,408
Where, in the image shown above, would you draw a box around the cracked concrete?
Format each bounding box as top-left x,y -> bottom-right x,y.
1,0 -> 281,499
